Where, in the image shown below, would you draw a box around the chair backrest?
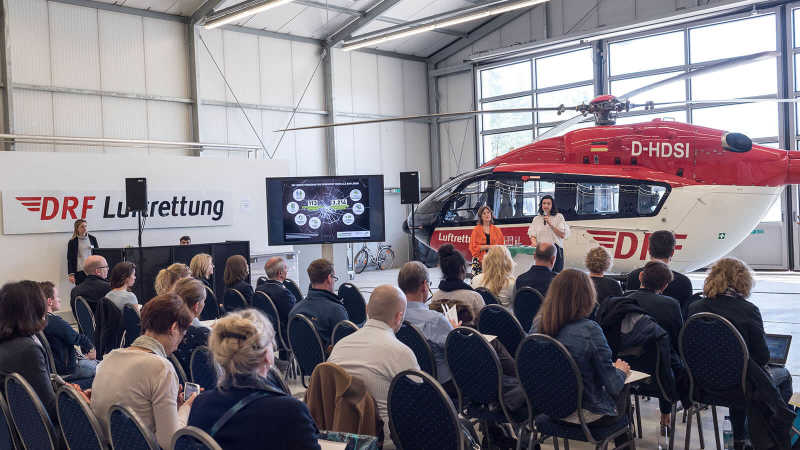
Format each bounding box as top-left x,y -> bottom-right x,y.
223,288 -> 248,311
679,312 -> 749,400
108,404 -> 159,450
121,304 -> 141,347
396,321 -> 437,379
169,354 -> 189,385
252,291 -> 288,350
199,286 -> 220,321
288,314 -> 326,377
268,367 -> 290,394
516,334 -> 583,423
477,305 -> 526,356
4,373 -> 58,450
474,287 -> 498,305
513,287 -> 544,333
256,276 -> 268,286
331,320 -> 359,347
0,388 -> 20,450
96,297 -> 123,357
444,327 -> 503,410
284,278 -> 303,304
74,296 -> 96,344
35,332 -> 58,375
337,283 -> 367,325
171,426 -> 223,450
388,370 -> 462,450
57,385 -> 105,450
190,346 -> 219,390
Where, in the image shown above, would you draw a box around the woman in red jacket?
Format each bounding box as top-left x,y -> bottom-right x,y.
469,205 -> 505,275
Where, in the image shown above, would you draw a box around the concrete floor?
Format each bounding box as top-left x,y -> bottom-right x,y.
321,267 -> 800,449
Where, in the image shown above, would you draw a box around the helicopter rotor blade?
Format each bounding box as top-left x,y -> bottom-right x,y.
635,97 -> 800,109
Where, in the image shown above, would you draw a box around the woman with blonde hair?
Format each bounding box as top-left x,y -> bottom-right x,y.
688,257 -> 792,445
154,263 -> 191,295
585,247 -> 623,305
67,219 -> 99,285
187,309 -> 320,449
533,269 -> 631,442
190,253 -> 214,290
471,245 -> 515,307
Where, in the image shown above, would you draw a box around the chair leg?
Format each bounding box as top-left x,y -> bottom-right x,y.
684,406 -> 694,450
634,394 -> 643,439
711,406 -> 721,450
668,404 -> 677,450
564,438 -> 570,450
553,436 -> 560,450
696,409 -> 705,449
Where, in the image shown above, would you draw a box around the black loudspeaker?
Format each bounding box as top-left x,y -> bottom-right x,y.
125,178 -> 148,212
400,171 -> 420,205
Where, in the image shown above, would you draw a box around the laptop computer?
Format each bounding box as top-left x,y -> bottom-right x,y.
766,333 -> 792,366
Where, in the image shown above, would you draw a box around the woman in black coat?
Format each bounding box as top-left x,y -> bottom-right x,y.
67,219 -> 99,285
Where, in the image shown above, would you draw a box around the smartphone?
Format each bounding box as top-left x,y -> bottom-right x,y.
184,382 -> 200,402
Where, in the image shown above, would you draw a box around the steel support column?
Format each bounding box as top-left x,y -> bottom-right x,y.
0,0 -> 13,150
323,46 -> 337,176
427,62 -> 441,188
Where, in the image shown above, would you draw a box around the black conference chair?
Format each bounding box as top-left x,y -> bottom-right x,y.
95,297 -> 123,358
200,286 -> 221,321
108,404 -> 159,450
190,346 -> 219,391
74,296 -> 96,344
512,287 -> 543,333
396,321 -> 437,379
223,288 -> 248,312
287,314 -> 326,388
57,385 -> 105,450
170,354 -> 189,385
338,282 -> 367,325
35,331 -> 58,375
516,334 -> 633,450
445,327 -> 521,448
475,287 -> 499,305
256,276 -> 268,286
284,278 -> 303,304
5,373 -> 59,450
388,370 -> 463,450
121,303 -> 142,347
171,426 -> 223,450
331,320 -> 359,347
268,366 -> 291,395
680,313 -> 749,450
252,291 -> 295,379
477,305 -> 526,356
0,387 -> 20,450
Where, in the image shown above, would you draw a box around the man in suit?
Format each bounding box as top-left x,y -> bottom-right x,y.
70,255 -> 111,313
625,230 -> 693,316
514,242 -> 557,295
256,257 -> 297,337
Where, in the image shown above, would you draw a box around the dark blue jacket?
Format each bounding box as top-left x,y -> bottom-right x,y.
515,265 -> 556,296
256,279 -> 297,333
227,280 -> 254,305
44,313 -> 93,375
188,375 -> 320,450
173,324 -> 210,375
289,288 -> 348,347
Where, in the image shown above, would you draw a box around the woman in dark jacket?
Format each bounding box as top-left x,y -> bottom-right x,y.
188,309 -> 320,450
67,219 -> 99,285
0,281 -> 59,422
688,257 -> 792,446
585,246 -> 623,305
224,255 -> 253,307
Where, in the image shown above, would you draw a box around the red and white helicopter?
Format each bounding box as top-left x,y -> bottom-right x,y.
280,51 -> 800,273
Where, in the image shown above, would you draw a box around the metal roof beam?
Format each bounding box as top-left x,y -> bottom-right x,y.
326,0 -> 405,46
191,0 -> 227,24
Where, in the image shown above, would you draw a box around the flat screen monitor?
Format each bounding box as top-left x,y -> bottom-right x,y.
267,175 -> 385,245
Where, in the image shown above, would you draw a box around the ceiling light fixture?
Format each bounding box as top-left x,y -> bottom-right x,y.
203,0 -> 295,30
342,0 -> 549,51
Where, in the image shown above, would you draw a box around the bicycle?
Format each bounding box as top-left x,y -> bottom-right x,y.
353,242 -> 396,274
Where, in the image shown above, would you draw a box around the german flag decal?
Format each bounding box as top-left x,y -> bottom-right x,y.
590,145 -> 608,152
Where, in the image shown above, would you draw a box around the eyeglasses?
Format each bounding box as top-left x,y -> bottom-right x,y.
332,275 -> 339,282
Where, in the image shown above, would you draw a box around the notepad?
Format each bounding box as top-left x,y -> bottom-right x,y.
442,303 -> 459,324
790,392 -> 800,408
318,441 -> 347,450
625,370 -> 650,384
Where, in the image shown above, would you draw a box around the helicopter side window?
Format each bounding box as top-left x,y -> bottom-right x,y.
442,179 -> 491,225
492,178 -> 555,220
576,183 -> 620,216
638,185 -> 667,215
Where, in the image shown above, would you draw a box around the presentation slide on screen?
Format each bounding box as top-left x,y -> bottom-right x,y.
282,177 -> 371,242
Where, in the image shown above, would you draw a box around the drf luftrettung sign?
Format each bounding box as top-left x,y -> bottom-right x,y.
2,190 -> 233,235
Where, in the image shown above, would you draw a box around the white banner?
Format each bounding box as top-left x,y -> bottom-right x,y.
2,189 -> 233,235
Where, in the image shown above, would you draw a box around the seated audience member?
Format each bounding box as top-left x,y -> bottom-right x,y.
91,293 -> 196,449
430,244 -> 485,324
688,258 -> 793,447
106,262 -> 139,311
514,242 -> 557,296
533,269 -> 632,445
70,254 -> 111,312
471,246 -> 516,307
626,262 -> 683,350
399,261 -> 458,389
155,263 -> 191,296
172,278 -> 210,373
0,281 -> 59,421
190,253 -> 215,290
328,285 -> 420,444
289,259 -> 348,349
224,255 -> 254,304
180,235 -> 191,246
586,247 -> 623,305
188,309 -> 321,450
256,257 -> 297,334
626,230 -> 693,315
41,281 -> 97,383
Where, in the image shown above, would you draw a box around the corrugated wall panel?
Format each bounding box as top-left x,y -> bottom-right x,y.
144,19 -> 190,99
332,50 -> 353,113
291,42 -> 325,110
98,11 -> 146,94
226,107 -> 262,146
197,29 -> 226,102
293,114 -> 326,176
102,97 -> 147,139
147,101 -> 192,156
380,122 -> 404,186
439,118 -> 475,180
350,51 -> 379,114
260,37 -> 293,107
353,122 -> 381,173
49,2 -> 101,90
263,110 -> 297,175
405,123 -> 431,187
200,105 -> 228,144
8,0 -> 51,85
334,115 -> 355,175
52,93 -> 103,153
13,89 -> 54,152
402,60 -> 427,115
223,31 -> 261,105
377,56 -> 404,116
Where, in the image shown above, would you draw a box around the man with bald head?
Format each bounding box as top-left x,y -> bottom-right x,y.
514,241 -> 558,295
255,257 -> 297,335
328,285 -> 419,444
70,254 -> 111,313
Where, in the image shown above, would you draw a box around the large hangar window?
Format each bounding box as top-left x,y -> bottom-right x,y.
477,48 -> 594,163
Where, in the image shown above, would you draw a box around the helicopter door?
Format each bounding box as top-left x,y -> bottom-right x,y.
492,175 -> 556,225
440,176 -> 493,226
